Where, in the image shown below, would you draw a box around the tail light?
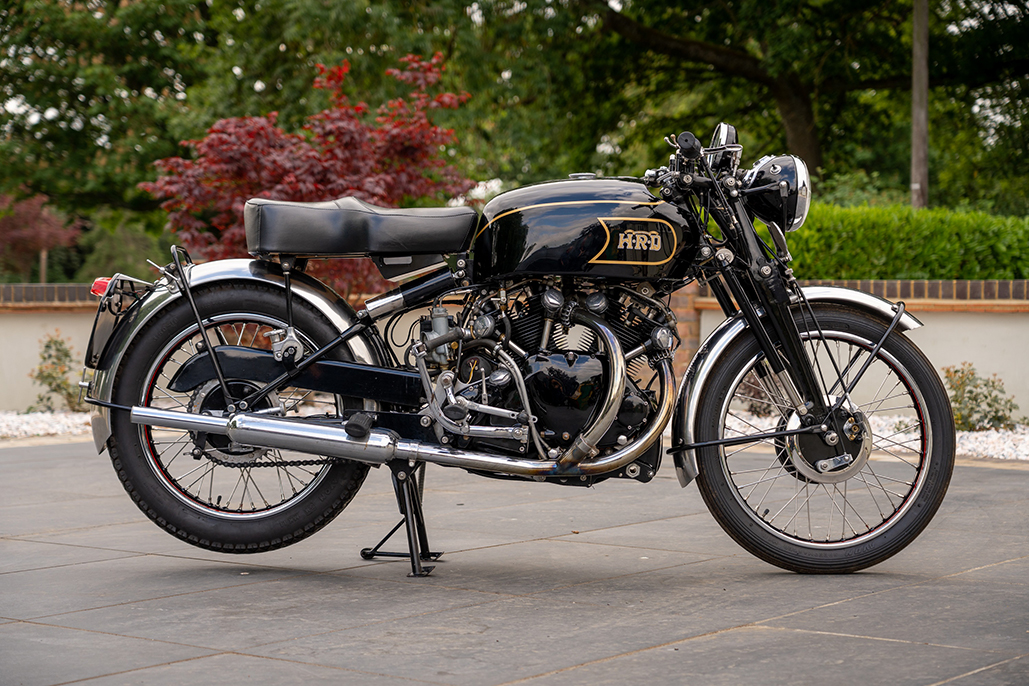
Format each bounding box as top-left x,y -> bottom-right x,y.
90,277 -> 113,297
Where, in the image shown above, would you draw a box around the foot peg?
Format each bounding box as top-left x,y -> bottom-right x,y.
345,412 -> 375,439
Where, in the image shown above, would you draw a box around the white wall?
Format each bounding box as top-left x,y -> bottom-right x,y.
0,311 -> 97,412
700,307 -> 1029,417
4,304 -> 1026,417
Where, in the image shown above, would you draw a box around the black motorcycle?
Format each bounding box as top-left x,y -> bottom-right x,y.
82,124 -> 955,576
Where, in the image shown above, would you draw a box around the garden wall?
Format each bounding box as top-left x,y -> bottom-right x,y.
2,281 -> 1028,421
687,280 -> 1029,416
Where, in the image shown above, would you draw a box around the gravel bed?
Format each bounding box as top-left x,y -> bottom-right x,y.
1,411 -> 1026,461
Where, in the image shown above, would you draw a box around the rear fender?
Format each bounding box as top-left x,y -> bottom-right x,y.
86,259 -> 380,453
671,286 -> 922,487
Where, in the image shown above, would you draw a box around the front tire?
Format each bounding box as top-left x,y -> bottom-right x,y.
694,305 -> 955,573
108,282 -> 370,553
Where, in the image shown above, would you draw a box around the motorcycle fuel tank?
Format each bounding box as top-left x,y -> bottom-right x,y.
472,178 -> 700,283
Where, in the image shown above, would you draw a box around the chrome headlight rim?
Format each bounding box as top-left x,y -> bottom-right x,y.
787,154 -> 811,232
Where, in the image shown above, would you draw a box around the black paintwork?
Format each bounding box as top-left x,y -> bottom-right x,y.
168,346 -> 424,408
472,178 -> 701,283
525,352 -> 606,446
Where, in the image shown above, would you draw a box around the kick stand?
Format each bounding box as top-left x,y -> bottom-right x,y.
360,462 -> 442,577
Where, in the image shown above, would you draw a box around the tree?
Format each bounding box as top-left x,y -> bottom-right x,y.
580,0 -> 1029,175
140,54 -> 474,297
0,194 -> 79,283
0,0 -> 205,211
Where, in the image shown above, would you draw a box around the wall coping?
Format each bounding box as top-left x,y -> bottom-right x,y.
4,280 -> 1029,313
695,279 -> 1029,313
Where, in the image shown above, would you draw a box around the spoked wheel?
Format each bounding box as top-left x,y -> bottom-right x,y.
109,283 -> 370,552
694,305 -> 955,573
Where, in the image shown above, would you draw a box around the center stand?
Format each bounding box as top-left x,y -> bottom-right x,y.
360,461 -> 442,577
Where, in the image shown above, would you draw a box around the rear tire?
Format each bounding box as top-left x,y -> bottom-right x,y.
108,282 -> 370,553
694,305 -> 955,573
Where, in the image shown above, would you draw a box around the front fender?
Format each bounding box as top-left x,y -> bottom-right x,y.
86,259 -> 380,453
671,285 -> 922,487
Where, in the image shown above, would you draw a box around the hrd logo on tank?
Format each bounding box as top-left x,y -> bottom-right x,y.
618,229 -> 662,251
590,217 -> 677,266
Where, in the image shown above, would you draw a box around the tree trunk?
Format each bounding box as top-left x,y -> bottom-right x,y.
911,0 -> 929,208
770,78 -> 823,174
39,248 -> 48,285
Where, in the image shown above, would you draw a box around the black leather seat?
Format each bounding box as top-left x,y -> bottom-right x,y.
244,197 -> 478,257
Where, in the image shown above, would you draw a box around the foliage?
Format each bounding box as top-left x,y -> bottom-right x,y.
140,54 -> 474,297
0,0 -> 205,211
787,204 -> 1029,280
816,171 -> 908,208
2,0 -> 1027,234
943,362 -> 1020,431
74,209 -> 173,283
0,194 -> 80,282
28,331 -> 87,413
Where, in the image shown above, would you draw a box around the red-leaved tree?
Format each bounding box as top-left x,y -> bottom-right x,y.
140,53 -> 474,297
0,194 -> 80,283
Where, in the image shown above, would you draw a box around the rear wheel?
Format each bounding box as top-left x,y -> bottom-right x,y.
694,306 -> 955,573
108,283 -> 370,553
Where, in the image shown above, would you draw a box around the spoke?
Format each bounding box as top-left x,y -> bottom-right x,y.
828,482 -> 860,537
863,471 -> 914,487
242,468 -> 271,508
861,380 -> 906,415
871,445 -> 920,469
183,461 -> 216,492
750,461 -> 790,514
858,393 -> 912,413
226,469 -> 246,511
768,486 -> 809,525
872,432 -> 922,454
735,471 -> 798,489
160,441 -> 190,469
855,469 -> 906,504
150,388 -> 188,407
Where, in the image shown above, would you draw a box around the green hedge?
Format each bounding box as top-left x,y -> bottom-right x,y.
785,205 -> 1029,280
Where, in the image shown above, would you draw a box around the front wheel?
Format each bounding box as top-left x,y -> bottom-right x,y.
694,305 -> 955,573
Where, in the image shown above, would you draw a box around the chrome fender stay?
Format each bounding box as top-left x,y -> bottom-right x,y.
84,259 -> 380,453
670,286 -> 922,488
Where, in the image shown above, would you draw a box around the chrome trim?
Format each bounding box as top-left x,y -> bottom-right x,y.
127,358 -> 675,478
671,285 -> 921,487
131,406 -> 231,434
227,414 -> 398,464
798,286 -> 922,330
364,289 -> 407,320
559,310 -> 627,465
87,259 -> 378,453
672,316 -> 747,487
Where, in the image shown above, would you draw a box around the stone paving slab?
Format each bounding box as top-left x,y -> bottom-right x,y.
1,439 -> 1028,685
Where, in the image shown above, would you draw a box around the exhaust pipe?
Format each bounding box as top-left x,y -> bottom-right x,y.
131,359 -> 675,477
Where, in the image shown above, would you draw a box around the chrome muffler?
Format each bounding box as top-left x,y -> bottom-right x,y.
129,358 -> 674,477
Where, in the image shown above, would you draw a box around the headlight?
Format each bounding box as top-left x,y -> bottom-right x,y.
742,154 -> 811,232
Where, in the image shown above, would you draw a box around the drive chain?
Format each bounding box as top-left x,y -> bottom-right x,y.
199,449 -> 344,469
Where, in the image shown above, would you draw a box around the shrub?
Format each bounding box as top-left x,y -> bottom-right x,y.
787,205 -> 1029,280
140,53 -> 474,298
28,331 -> 87,413
942,362 -> 1020,431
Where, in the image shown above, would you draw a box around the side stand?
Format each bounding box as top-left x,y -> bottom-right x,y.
360,462 -> 442,577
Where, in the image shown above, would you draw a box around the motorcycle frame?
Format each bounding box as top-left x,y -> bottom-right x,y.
83,162 -> 922,489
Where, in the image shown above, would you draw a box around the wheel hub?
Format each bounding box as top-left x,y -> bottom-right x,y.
188,380 -> 279,465
783,397 -> 872,484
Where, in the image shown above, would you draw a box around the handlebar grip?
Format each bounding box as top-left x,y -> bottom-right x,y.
676,132 -> 702,159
